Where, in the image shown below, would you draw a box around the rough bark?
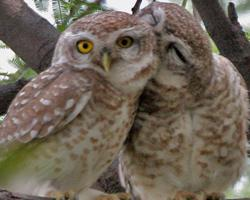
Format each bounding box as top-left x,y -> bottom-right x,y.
191,0 -> 250,90
0,0 -> 60,73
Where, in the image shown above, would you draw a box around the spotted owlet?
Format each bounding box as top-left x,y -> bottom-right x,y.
119,3 -> 249,200
0,11 -> 157,199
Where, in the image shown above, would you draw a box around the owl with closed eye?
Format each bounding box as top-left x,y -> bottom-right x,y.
119,3 -> 249,200
0,11 -> 157,200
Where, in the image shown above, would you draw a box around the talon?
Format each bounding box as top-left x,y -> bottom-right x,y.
173,191 -> 204,200
95,192 -> 131,200
206,193 -> 225,200
116,192 -> 131,200
47,190 -> 77,200
65,190 -> 77,200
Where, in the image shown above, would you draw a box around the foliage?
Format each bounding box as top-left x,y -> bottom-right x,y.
0,41 -> 8,49
246,32 -> 250,41
0,115 -> 4,123
226,158 -> 250,198
0,54 -> 37,85
34,0 -> 49,11
52,0 -> 107,32
236,0 -> 250,15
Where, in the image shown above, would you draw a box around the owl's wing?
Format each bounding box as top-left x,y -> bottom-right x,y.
213,53 -> 247,90
0,66 -> 92,144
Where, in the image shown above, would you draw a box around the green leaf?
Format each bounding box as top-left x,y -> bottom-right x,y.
245,32 -> 250,41
51,0 -> 107,32
34,0 -> 49,11
0,41 -> 9,49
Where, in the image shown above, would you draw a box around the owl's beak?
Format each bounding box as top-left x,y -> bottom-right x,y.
101,51 -> 111,72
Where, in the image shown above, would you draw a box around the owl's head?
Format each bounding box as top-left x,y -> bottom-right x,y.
138,2 -> 213,88
52,11 -> 158,93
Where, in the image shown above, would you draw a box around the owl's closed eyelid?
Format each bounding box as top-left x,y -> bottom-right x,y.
166,42 -> 189,64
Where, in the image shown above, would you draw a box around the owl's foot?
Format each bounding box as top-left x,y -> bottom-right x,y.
206,193 -> 225,200
47,190 -> 77,200
95,192 -> 131,200
173,191 -> 205,200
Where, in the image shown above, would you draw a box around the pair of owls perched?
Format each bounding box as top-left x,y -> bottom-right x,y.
0,2 -> 248,200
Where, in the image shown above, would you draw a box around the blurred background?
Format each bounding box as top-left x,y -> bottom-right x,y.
0,0 -> 249,197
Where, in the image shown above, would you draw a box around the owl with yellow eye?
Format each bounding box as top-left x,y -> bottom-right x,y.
0,11 -> 157,200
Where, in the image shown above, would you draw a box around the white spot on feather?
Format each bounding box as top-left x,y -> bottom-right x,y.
19,92 -> 26,96
64,92 -> 91,124
65,99 -> 75,110
40,98 -> 51,106
21,99 -> 29,105
12,117 -> 20,125
20,130 -> 26,136
59,84 -> 69,89
30,130 -> 38,138
32,84 -> 39,89
47,126 -> 54,134
14,132 -> 20,138
54,108 -> 64,116
43,115 -> 52,123
34,91 -> 41,97
32,119 -> 38,126
7,135 -> 13,141
53,92 -> 59,96
0,139 -> 5,144
41,75 -> 54,80
32,105 -> 40,112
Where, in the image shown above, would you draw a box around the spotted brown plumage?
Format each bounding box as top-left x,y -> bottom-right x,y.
119,3 -> 249,200
0,11 -> 158,199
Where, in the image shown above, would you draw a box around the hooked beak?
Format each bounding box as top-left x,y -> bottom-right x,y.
101,51 -> 111,72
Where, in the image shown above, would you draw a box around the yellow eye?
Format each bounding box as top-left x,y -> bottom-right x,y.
76,40 -> 94,54
117,36 -> 134,48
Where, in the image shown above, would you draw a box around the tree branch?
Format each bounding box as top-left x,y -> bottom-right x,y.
0,189 -> 52,200
191,0 -> 250,91
1,189 -> 250,200
0,0 -> 60,73
131,0 -> 142,15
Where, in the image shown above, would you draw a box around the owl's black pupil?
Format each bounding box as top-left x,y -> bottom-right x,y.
83,43 -> 89,49
121,39 -> 128,46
